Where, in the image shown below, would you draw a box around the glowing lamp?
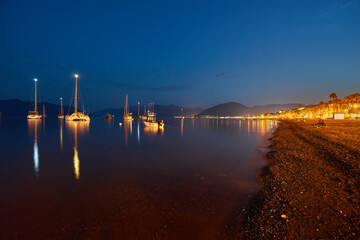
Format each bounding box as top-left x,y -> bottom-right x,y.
34,78 -> 38,82
74,74 -> 79,78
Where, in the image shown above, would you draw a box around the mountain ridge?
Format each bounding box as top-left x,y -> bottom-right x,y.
198,102 -> 301,116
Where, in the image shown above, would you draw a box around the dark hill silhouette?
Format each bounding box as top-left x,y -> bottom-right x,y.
0,99 -> 74,117
198,102 -> 250,116
198,102 -> 301,116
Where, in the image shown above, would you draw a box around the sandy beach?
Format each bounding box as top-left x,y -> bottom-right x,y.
238,120 -> 360,239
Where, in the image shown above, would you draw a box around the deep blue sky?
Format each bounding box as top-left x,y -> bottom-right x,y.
0,0 -> 359,111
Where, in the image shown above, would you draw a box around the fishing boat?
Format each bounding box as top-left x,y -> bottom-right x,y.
27,78 -> 42,119
143,103 -> 164,128
65,74 -> 90,121
123,94 -> 133,121
58,97 -> 64,119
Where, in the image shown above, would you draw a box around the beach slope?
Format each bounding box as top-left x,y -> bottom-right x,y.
238,120 -> 360,239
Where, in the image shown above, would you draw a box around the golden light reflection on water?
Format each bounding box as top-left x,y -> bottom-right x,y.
144,126 -> 164,136
183,118 -> 276,136
60,120 -> 63,150
123,120 -> 133,146
73,146 -> 80,180
181,118 -> 184,136
28,119 -> 41,177
66,121 -> 89,180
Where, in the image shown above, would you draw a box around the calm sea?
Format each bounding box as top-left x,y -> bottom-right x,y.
0,117 -> 276,239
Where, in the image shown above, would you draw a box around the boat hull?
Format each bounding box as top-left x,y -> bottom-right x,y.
123,115 -> 133,121
27,114 -> 42,119
66,112 -> 90,121
143,120 -> 164,128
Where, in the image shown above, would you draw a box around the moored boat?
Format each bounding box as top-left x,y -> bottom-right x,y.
143,103 -> 164,129
65,74 -> 90,121
27,78 -> 42,119
58,97 -> 64,119
123,94 -> 133,121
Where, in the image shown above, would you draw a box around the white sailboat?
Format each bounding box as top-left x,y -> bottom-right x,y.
27,78 -> 42,119
143,103 -> 164,128
123,94 -> 133,121
58,97 -> 64,119
65,74 -> 90,121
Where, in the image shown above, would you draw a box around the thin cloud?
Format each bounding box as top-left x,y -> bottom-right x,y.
216,72 -> 227,77
143,84 -> 192,92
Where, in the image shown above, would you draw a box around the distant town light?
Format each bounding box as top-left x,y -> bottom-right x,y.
74,74 -> 79,78
34,78 -> 38,82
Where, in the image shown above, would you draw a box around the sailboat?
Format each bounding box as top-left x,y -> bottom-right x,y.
140,105 -> 147,119
123,94 -> 133,121
42,103 -> 47,118
58,97 -> 64,119
143,103 -> 164,128
27,78 -> 42,119
66,74 -> 90,121
135,102 -> 140,119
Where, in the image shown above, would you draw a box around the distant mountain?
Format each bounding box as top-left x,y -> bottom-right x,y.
198,102 -> 301,116
93,104 -> 203,118
199,102 -> 250,116
0,99 -> 74,116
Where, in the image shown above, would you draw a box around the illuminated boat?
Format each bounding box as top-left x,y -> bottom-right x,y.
58,97 -> 64,119
123,94 -> 133,121
27,78 -> 42,119
143,103 -> 164,129
65,74 -> 90,122
105,114 -> 112,119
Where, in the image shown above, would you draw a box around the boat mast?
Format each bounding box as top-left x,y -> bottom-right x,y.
138,102 -> 140,116
34,78 -> 38,112
144,105 -> 146,115
60,98 -> 63,115
124,95 -> 128,115
74,74 -> 79,113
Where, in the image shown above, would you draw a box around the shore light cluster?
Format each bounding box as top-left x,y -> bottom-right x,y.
196,93 -> 360,120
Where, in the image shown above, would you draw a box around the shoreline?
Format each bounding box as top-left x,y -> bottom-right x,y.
237,119 -> 360,239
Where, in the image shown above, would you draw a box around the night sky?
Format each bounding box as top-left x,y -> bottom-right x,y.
0,0 -> 359,111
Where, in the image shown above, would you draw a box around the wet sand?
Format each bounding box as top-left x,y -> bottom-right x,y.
238,120 -> 360,239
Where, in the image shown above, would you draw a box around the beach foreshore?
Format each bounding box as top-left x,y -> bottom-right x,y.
237,120 -> 360,239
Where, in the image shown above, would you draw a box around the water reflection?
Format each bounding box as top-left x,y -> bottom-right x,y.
180,119 -> 276,137
28,119 -> 41,177
59,119 -> 64,150
123,120 -> 132,146
66,121 -> 89,180
144,126 -> 164,136
181,118 -> 184,136
137,120 -> 140,144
